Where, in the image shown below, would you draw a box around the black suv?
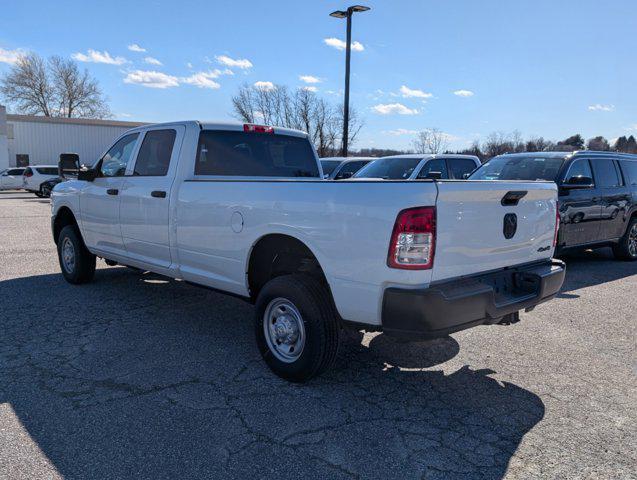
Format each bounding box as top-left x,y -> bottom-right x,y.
470,151 -> 637,260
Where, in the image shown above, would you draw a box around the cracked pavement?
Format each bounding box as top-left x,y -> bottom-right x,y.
0,191 -> 635,479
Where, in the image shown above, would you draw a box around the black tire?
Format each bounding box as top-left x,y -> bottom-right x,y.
612,217 -> 637,261
41,185 -> 51,198
57,225 -> 96,284
255,274 -> 340,382
35,190 -> 44,198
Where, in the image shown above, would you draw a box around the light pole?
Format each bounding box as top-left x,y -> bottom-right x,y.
330,5 -> 370,157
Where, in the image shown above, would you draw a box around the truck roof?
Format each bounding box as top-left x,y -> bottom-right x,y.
124,120 -> 309,138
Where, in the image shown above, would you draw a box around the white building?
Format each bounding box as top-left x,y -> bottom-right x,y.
0,105 -> 144,170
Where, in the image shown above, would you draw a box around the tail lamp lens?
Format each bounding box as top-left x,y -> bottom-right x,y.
243,124 -> 274,134
388,207 -> 436,270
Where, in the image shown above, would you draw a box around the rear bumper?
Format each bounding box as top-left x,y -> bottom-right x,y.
381,259 -> 565,340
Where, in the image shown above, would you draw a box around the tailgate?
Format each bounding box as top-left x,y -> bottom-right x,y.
432,181 -> 557,282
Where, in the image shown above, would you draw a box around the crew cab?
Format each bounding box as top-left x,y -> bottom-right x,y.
470,151 -> 637,260
51,121 -> 565,381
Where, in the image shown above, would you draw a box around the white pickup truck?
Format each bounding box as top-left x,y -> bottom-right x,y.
51,121 -> 565,381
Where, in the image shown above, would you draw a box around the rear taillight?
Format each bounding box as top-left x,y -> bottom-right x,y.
244,124 -> 274,134
24,171 -> 33,178
388,207 -> 436,270
553,201 -> 560,248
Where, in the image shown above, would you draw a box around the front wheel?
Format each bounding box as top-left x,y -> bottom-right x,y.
255,274 -> 340,382
57,225 -> 96,284
613,217 -> 637,261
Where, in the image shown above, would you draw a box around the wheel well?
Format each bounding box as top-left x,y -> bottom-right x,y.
53,207 -> 78,244
247,234 -> 327,301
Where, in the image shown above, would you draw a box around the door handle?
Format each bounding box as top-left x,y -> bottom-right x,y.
107,188 -> 119,196
151,190 -> 167,198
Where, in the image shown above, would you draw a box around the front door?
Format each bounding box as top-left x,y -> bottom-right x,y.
80,133 -> 140,256
559,158 -> 602,246
119,127 -> 183,269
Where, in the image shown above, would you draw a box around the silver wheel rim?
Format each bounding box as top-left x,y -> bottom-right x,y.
629,224 -> 637,257
61,237 -> 76,273
263,298 -> 306,363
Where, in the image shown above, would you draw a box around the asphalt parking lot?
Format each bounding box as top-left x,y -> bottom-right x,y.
0,190 -> 635,480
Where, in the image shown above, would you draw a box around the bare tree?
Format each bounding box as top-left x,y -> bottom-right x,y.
1,52 -> 110,118
587,136 -> 610,151
49,56 -> 110,118
412,128 -> 448,154
0,53 -> 54,116
230,83 -> 362,156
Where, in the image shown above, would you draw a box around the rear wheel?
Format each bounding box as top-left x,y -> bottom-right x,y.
41,184 -> 52,198
57,225 -> 96,284
612,217 -> 637,261
34,189 -> 44,198
255,274 -> 340,382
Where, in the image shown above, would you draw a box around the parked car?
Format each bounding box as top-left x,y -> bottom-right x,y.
320,157 -> 374,179
469,151 -> 637,260
51,121 -> 564,382
40,177 -> 65,198
22,165 -> 60,197
353,154 -> 481,180
0,167 -> 26,190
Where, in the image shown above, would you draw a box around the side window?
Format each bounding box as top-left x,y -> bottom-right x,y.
132,129 -> 176,176
592,158 -> 621,188
335,161 -> 368,179
564,159 -> 593,184
100,133 -> 139,177
619,161 -> 637,186
418,158 -> 448,179
447,159 -> 478,179
8,169 -> 24,175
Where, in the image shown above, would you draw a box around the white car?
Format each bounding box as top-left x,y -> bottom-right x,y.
51,121 -> 565,382
0,167 -> 26,190
354,154 -> 481,180
22,165 -> 60,196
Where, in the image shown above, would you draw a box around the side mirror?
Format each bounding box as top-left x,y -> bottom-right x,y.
78,166 -> 98,182
58,153 -> 80,178
562,175 -> 593,189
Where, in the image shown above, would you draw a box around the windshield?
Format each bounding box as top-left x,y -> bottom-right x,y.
354,157 -> 422,180
320,160 -> 341,176
469,155 -> 565,181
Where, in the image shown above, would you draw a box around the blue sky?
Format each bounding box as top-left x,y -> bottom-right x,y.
1,0 -> 635,150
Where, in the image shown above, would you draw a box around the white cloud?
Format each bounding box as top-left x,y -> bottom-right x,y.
180,70 -> 222,89
626,124 -> 637,132
383,128 -> 419,136
301,86 -> 318,92
123,70 -> 179,88
588,104 -> 615,112
0,47 -> 23,64
372,103 -> 419,115
72,49 -> 127,65
400,85 -> 433,99
215,55 -> 252,69
454,89 -> 474,97
127,44 -> 146,53
254,81 -> 275,91
144,56 -> 162,66
186,62 -> 193,69
299,75 -> 321,84
323,38 -> 364,52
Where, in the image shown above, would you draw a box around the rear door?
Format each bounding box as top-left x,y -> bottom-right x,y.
432,181 -> 557,282
119,126 -> 184,269
591,157 -> 631,240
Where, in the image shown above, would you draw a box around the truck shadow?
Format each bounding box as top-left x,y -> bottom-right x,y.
0,268 -> 544,480
558,247 -> 637,296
